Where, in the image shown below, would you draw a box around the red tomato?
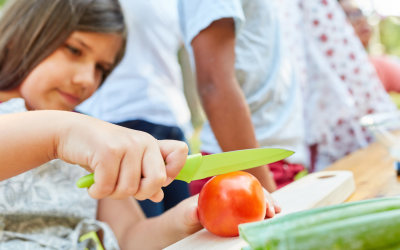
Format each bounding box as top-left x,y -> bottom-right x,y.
198,171 -> 266,237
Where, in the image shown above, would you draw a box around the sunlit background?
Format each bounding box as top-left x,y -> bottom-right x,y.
356,0 -> 400,56
357,0 -> 400,16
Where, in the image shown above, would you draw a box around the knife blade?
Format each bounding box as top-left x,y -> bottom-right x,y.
76,148 -> 294,188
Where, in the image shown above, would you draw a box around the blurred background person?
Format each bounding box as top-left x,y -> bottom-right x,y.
179,0 -> 308,193
78,0 -> 192,218
274,0 -> 396,171
339,0 -> 400,93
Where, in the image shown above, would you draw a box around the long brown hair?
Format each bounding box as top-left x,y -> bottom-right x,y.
0,0 -> 127,91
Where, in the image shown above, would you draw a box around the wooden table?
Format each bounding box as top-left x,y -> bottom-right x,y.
325,140 -> 400,201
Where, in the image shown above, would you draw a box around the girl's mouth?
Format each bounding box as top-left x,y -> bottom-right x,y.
58,90 -> 81,105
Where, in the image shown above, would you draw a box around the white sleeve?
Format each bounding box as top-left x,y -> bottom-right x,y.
178,0 -> 245,47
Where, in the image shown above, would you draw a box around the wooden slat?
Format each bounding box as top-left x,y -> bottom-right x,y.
326,141 -> 400,202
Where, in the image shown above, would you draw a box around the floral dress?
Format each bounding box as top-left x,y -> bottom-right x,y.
273,0 -> 396,171
0,98 -> 120,250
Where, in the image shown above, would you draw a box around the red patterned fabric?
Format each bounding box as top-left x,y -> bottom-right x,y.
188,152 -> 305,196
274,0 -> 396,170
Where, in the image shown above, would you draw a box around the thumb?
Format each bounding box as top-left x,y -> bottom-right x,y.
158,140 -> 188,186
186,206 -> 200,225
175,194 -> 203,236
181,206 -> 203,236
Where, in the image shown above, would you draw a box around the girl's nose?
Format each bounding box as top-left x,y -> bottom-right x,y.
72,63 -> 97,88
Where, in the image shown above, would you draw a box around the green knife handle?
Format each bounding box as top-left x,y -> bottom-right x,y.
175,153 -> 202,183
76,153 -> 203,188
77,173 -> 95,189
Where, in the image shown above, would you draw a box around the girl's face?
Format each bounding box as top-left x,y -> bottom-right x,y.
19,31 -> 123,111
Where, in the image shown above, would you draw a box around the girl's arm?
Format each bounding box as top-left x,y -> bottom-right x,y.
0,111 -> 188,201
0,111 -> 64,179
97,195 -> 202,250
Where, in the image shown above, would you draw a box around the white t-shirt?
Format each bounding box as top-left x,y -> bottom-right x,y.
77,0 -> 192,137
179,0 -> 308,166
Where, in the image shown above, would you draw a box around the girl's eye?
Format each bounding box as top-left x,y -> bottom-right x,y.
96,64 -> 109,77
66,45 -> 82,56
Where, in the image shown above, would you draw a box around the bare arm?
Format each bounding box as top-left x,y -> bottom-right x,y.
191,18 -> 276,192
0,111 -> 188,201
98,195 -> 202,250
0,111 -> 61,180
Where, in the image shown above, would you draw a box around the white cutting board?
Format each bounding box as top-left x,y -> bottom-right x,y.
164,170 -> 356,250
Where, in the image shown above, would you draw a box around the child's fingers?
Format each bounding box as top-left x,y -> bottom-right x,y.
78,165 -> 93,173
187,206 -> 200,225
148,189 -> 164,203
273,198 -> 282,214
107,143 -> 142,200
134,137 -> 167,201
266,202 -> 276,218
87,149 -> 121,200
177,195 -> 203,236
263,188 -> 277,218
135,169 -> 166,201
183,195 -> 199,225
158,140 -> 189,186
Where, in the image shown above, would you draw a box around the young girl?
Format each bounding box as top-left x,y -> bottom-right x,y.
0,0 -> 200,249
0,111 -> 198,249
0,0 -> 280,249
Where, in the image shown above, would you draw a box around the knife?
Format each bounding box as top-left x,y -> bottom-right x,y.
76,148 -> 294,188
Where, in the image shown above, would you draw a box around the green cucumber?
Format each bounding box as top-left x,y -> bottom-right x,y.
266,209 -> 400,250
241,197 -> 400,246
240,197 -> 400,250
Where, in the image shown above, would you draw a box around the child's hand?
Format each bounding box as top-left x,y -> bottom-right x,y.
167,195 -> 203,240
56,113 -> 188,201
164,189 -> 280,242
263,188 -> 281,218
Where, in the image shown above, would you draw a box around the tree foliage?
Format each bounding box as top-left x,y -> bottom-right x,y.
380,17 -> 400,57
